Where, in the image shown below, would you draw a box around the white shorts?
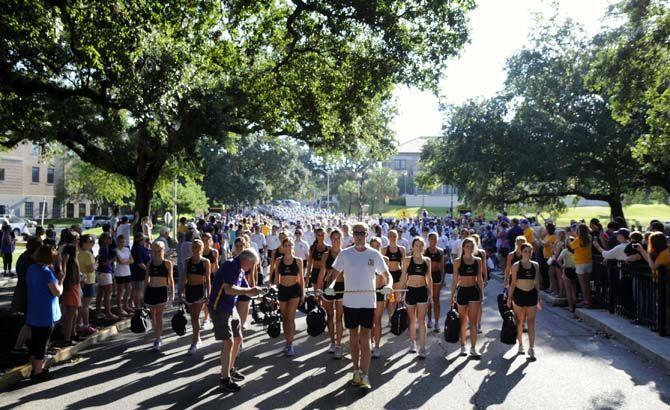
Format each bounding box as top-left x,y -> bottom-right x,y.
97,273 -> 113,286
575,263 -> 593,275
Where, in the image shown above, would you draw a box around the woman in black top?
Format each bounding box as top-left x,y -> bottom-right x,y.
424,232 -> 444,333
316,229 -> 344,358
382,230 -> 406,322
508,243 -> 541,360
400,237 -> 432,359
306,228 -> 328,289
450,237 -> 484,358
275,238 -> 305,357
179,239 -> 211,354
145,241 -> 174,352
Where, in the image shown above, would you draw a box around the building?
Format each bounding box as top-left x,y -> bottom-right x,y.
0,142 -> 103,220
384,136 -> 462,210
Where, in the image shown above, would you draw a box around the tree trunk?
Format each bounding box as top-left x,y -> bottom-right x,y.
607,194 -> 625,222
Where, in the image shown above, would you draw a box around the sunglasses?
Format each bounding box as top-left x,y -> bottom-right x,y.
353,231 -> 366,236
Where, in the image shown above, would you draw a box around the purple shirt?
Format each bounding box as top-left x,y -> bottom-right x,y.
208,258 -> 248,313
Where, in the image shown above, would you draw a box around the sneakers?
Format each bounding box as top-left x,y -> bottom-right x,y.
470,347 -> 481,359
359,373 -> 371,391
459,345 -> 467,356
351,370 -> 362,386
418,347 -> 427,359
409,341 -> 417,354
334,345 -> 344,360
528,348 -> 536,361
427,320 -> 433,329
152,339 -> 162,352
85,326 -> 98,335
188,342 -> 198,355
433,322 -> 440,333
220,377 -> 241,392
285,345 -> 296,357
30,368 -> 52,383
517,345 -> 525,355
372,346 -> 381,359
231,367 -> 246,382
201,319 -> 212,330
327,343 -> 336,354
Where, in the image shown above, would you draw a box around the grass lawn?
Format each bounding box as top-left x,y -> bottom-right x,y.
380,203 -> 670,228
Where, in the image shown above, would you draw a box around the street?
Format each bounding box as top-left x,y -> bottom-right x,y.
1,276 -> 669,410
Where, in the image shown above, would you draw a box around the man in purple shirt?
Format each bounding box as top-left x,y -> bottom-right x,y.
209,249 -> 261,392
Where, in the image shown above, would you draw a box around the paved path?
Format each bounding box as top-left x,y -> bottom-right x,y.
2,276 -> 670,409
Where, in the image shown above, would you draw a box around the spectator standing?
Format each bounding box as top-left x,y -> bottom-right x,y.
77,234 -> 97,335
2,224 -> 16,276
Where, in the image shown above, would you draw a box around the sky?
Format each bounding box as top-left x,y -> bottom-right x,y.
391,0 -> 615,145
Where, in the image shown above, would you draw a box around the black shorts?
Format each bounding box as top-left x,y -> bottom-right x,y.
445,262 -> 453,274
344,307 -> 374,329
29,325 -> 53,360
114,275 -> 132,284
309,268 -> 320,286
376,287 -> 385,303
564,267 -> 577,281
185,284 -> 206,304
323,281 -> 344,302
406,286 -> 428,306
145,286 -> 168,306
238,279 -> 251,302
457,286 -> 481,305
278,284 -> 302,302
513,288 -> 538,307
431,270 -> 443,285
390,270 -> 402,283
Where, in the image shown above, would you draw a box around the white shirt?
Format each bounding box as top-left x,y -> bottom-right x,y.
380,236 -> 389,248
342,234 -> 354,248
332,246 -> 388,309
294,239 -> 310,260
601,242 -> 629,261
116,223 -> 130,246
397,238 -> 410,252
251,233 -> 266,250
437,235 -> 450,251
303,231 -> 315,247
266,235 -> 280,251
114,247 -> 131,277
450,238 -> 463,257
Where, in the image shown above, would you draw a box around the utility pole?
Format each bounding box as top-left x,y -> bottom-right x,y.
173,177 -> 177,240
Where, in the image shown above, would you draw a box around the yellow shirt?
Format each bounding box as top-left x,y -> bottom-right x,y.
177,223 -> 189,234
523,228 -> 535,248
78,250 -> 96,285
543,234 -> 558,259
656,249 -> 670,269
261,225 -> 270,237
571,238 -> 592,265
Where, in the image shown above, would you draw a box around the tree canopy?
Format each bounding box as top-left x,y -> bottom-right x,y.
0,0 -> 475,216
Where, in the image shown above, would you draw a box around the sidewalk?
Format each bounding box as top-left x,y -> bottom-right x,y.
489,269 -> 670,374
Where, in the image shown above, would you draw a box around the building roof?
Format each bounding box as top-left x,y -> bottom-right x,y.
395,136 -> 438,154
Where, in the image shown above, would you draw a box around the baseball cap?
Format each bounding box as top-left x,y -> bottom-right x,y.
615,228 -> 630,239
520,219 -> 529,224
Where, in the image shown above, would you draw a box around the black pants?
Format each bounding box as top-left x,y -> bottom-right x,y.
3,252 -> 12,272
29,325 -> 54,360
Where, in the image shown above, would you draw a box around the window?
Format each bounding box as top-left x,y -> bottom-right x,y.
47,168 -> 55,184
67,203 -> 74,218
90,204 -> 98,216
39,202 -> 48,218
394,159 -> 406,170
0,205 -> 5,215
31,167 -> 39,183
25,202 -> 34,218
79,203 -> 86,217
0,168 -> 4,181
52,202 -> 61,219
32,144 -> 41,156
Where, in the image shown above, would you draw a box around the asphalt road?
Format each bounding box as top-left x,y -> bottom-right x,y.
2,275 -> 670,410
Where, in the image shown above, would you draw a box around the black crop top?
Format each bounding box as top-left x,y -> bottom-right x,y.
326,250 -> 338,270
385,246 -> 402,262
424,248 -> 444,265
407,258 -> 428,277
459,259 -> 478,277
203,251 -> 217,267
517,262 -> 536,280
279,257 -> 299,277
187,259 -> 205,276
149,261 -> 169,278
311,244 -> 329,261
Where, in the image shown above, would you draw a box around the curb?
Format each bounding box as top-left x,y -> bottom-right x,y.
539,291 -> 567,307
0,278 -> 17,288
574,308 -> 670,374
0,317 -> 132,390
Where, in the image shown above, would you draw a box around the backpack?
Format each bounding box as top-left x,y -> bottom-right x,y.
306,305 -> 327,337
171,306 -> 188,336
497,291 -> 511,319
390,303 -> 408,336
500,310 -> 517,345
131,308 -> 151,333
298,294 -> 317,314
443,305 -> 460,343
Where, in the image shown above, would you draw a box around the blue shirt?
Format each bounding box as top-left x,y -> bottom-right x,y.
26,264 -> 61,327
130,243 -> 151,281
97,246 -> 115,273
209,258 -> 248,313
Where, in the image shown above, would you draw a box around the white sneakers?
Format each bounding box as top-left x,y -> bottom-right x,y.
409,341 -> 417,353
327,343 -> 336,354
372,346 -> 381,359
152,339 -> 162,352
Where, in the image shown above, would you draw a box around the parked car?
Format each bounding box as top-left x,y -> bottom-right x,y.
0,215 -> 37,236
82,215 -> 111,229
